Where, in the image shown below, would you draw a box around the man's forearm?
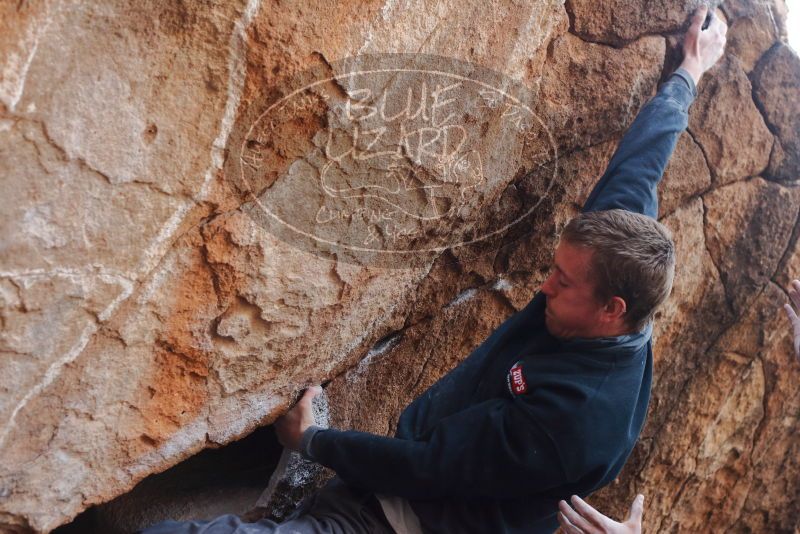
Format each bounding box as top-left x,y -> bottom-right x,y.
580,68 -> 697,218
300,424 -> 325,461
672,66 -> 699,98
297,398 -> 567,500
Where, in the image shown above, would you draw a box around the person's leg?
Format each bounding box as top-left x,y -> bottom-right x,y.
295,477 -> 394,533
137,477 -> 394,534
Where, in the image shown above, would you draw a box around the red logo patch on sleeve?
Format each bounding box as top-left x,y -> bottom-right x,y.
507,360 -> 528,395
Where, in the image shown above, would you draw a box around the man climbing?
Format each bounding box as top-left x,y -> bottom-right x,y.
273,274 -> 799,534
555,277 -> 800,534
141,5 -> 728,534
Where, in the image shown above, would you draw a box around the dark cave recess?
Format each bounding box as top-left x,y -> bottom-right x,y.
53,425 -> 284,534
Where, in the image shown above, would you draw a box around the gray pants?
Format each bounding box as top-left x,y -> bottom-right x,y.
137,478 -> 395,534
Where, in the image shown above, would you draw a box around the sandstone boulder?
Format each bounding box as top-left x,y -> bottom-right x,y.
753,43 -> 800,185
0,1 -> 798,532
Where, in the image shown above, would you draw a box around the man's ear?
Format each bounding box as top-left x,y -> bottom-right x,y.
603,296 -> 627,322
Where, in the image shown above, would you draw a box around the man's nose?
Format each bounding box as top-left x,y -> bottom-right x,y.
541,272 -> 556,296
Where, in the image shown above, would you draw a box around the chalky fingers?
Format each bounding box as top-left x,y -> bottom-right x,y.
558,499 -> 596,533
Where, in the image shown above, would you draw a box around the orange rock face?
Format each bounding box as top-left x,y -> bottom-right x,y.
0,0 -> 798,532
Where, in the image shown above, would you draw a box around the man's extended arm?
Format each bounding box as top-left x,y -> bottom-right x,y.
580,69 -> 696,218
277,386 -> 569,501
582,6 -> 726,218
299,396 -> 567,500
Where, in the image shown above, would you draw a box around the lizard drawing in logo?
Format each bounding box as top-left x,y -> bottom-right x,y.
319,124 -> 485,221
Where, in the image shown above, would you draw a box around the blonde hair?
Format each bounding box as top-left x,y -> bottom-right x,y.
561,209 -> 675,332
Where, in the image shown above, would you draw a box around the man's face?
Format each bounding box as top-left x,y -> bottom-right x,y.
540,240 -> 608,339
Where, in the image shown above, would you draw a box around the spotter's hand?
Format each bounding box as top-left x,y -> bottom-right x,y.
784,279 -> 800,360
558,494 -> 644,534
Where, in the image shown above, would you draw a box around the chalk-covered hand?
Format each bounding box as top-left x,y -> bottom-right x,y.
784,279 -> 800,360
679,5 -> 727,85
274,386 -> 322,451
558,494 -> 644,534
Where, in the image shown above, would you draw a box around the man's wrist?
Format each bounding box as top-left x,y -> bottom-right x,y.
677,59 -> 703,87
671,67 -> 699,101
299,424 -> 326,462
